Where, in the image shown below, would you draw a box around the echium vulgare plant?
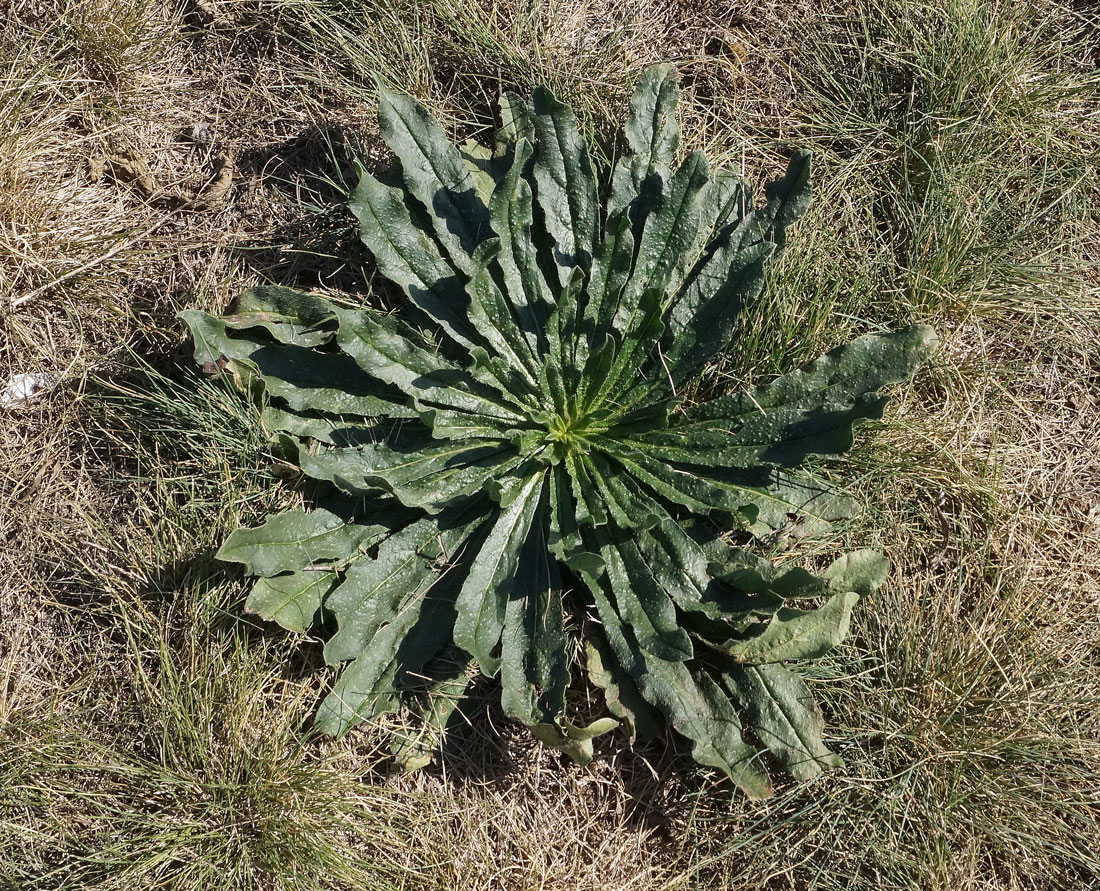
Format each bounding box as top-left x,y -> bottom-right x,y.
182,65 -> 935,796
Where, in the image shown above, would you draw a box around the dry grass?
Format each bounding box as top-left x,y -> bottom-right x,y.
2,0 -> 1099,888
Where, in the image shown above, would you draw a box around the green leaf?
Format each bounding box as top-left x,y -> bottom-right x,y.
246,568 -> 338,633
662,236 -> 774,384
259,407 -> 375,446
531,85 -> 598,285
547,463 -> 582,560
222,285 -> 337,347
823,549 -> 889,595
578,211 -> 633,396
725,591 -> 859,663
311,438 -> 522,513
606,64 -> 679,225
314,564 -> 465,737
322,516 -> 474,665
466,239 -> 542,387
612,150 -> 708,333
713,467 -> 860,535
708,546 -> 828,601
681,326 -> 940,463
217,508 -> 386,577
375,82 -> 490,273
691,170 -> 750,256
460,140 -> 498,203
180,309 -> 262,371
453,472 -> 546,676
334,308 -> 529,423
585,634 -> 662,742
500,492 -> 568,728
181,311 -> 415,419
621,395 -> 891,469
725,663 -> 841,781
583,569 -> 771,797
488,138 -> 555,360
588,524 -> 693,663
757,149 -> 811,247
603,439 -> 860,536
565,452 -> 609,527
348,166 -> 478,351
636,521 -> 778,621
582,452 -> 663,531
585,285 -> 666,416
496,92 -> 534,151
390,655 -> 472,772
624,64 -> 680,171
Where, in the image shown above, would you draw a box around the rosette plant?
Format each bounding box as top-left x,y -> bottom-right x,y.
182,65 -> 935,796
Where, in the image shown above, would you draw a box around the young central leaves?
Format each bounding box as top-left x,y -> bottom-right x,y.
183,65 -> 937,795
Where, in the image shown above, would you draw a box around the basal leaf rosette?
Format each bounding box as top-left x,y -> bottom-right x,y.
182,66 -> 936,795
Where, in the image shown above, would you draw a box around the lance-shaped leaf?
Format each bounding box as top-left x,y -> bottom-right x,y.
545,267 -> 585,398
496,92 -> 534,151
334,308 -> 529,422
587,524 -> 693,663
589,288 -> 665,413
756,149 -> 811,247
315,565 -> 465,737
598,442 -> 849,531
323,516 -> 475,666
611,150 -> 708,334
607,64 -> 679,224
578,210 -> 633,389
500,493 -> 569,729
180,311 -> 415,419
723,591 -> 859,663
583,569 -> 771,797
624,64 -> 680,174
702,542 -> 885,607
823,549 -> 889,595
620,394 -> 891,469
678,326 -> 939,463
531,85 -> 598,284
460,140 -> 499,203
466,239 -> 541,386
565,451 -> 609,527
217,507 -> 387,577
582,452 -> 663,531
721,467 -> 859,535
661,236 -> 774,385
686,171 -> 750,268
351,438 -> 523,513
376,82 -> 490,273
391,654 -> 472,772
636,520 -> 778,621
585,633 -> 662,743
348,166 -> 479,351
708,545 -> 830,601
259,407 -> 374,446
489,137 -> 555,359
725,663 -> 841,781
547,463 -> 582,560
222,285 -> 337,347
453,472 -> 546,676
